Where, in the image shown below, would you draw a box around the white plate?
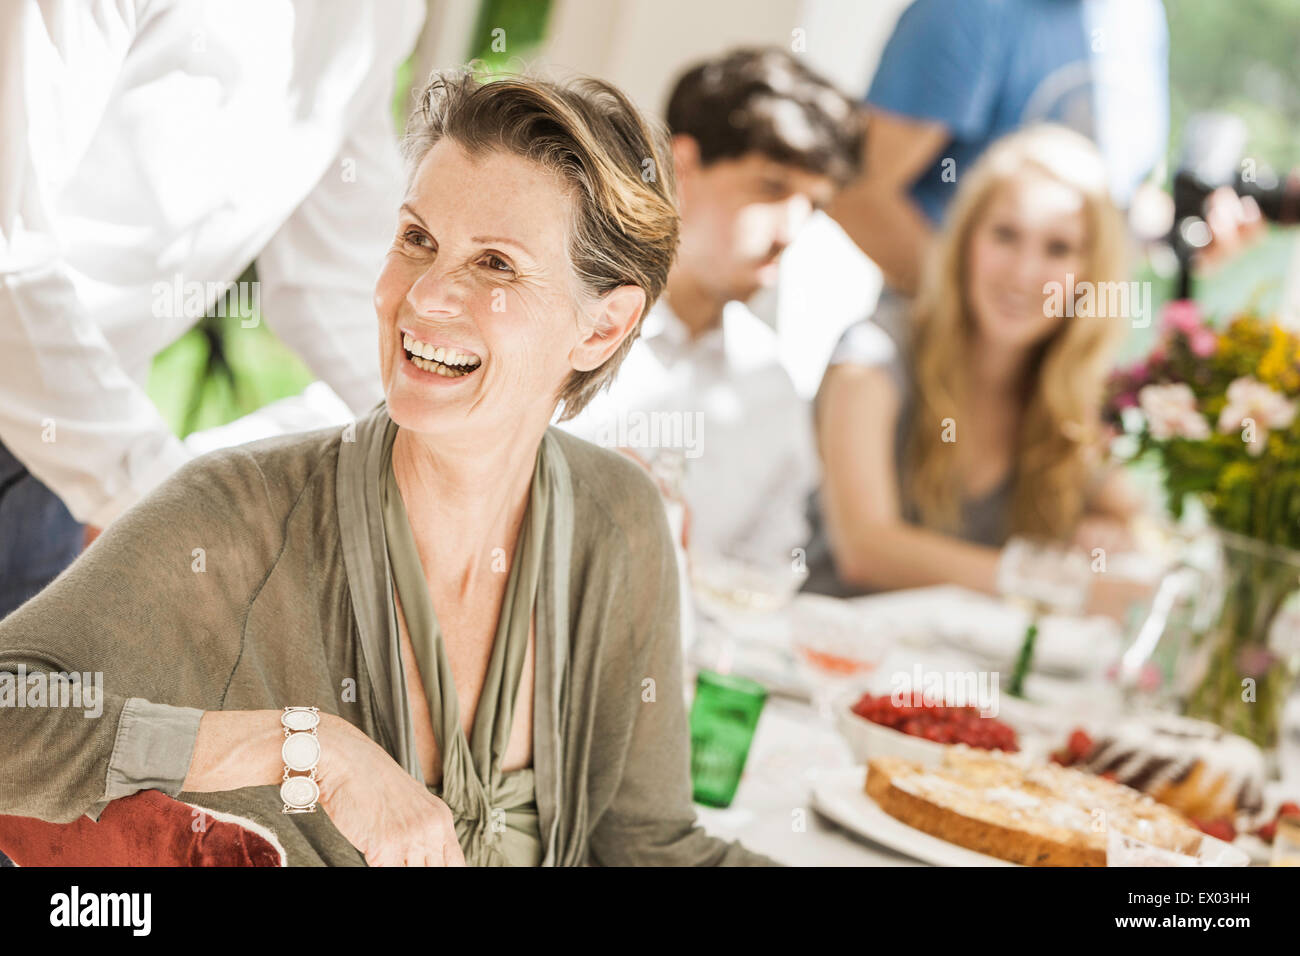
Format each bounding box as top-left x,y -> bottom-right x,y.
810,766 -> 1018,867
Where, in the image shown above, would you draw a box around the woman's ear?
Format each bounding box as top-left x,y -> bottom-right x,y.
570,285 -> 646,372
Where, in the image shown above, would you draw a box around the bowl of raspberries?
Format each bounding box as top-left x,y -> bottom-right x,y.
839,692 -> 1021,767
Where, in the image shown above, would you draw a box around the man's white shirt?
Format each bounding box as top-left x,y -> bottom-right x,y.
0,0 -> 423,526
561,298 -> 817,572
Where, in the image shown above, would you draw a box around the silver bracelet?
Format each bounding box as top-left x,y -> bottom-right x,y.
280,706 -> 321,814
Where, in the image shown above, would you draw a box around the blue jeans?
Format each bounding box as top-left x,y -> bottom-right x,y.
0,440 -> 83,620
1,440 -> 82,865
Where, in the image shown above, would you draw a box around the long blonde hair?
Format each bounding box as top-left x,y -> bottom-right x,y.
905,125 -> 1129,542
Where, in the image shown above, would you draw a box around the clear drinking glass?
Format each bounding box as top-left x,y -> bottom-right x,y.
1271,815 -> 1300,867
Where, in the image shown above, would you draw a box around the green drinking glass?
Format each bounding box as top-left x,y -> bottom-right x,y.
689,670 -> 768,808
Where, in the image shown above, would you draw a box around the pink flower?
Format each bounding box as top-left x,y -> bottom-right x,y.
1237,646 -> 1277,678
1189,327 -> 1218,357
1138,383 -> 1211,440
1161,299 -> 1204,335
1216,376 -> 1298,456
1158,300 -> 1217,356
1138,662 -> 1163,693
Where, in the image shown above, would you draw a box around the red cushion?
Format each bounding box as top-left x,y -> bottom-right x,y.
0,790 -> 282,866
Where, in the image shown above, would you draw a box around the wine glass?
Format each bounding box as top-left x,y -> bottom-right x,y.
788,594 -> 887,721
996,536 -> 1092,698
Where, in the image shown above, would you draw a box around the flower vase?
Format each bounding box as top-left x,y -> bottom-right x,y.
1184,531 -> 1300,755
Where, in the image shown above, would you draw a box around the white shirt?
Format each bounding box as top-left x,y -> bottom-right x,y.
562,298 -> 818,572
0,0 -> 423,526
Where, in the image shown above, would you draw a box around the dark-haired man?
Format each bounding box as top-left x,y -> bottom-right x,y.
562,48 -> 862,576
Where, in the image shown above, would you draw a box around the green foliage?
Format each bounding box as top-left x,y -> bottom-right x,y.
466,0 -> 553,73
146,264 -> 314,438
1165,0 -> 1300,173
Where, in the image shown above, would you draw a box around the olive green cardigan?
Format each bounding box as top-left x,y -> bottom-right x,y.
0,403 -> 774,866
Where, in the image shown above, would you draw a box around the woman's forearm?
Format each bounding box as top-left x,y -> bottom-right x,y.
183,710 -> 362,796
831,519 -> 1002,595
182,710 -> 289,792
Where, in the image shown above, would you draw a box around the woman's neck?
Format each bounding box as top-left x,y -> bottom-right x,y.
391,421 -> 544,598
966,331 -> 1038,400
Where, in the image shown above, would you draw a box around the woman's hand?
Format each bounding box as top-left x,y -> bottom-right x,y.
1071,514 -> 1135,557
1087,574 -> 1157,624
315,714 -> 465,867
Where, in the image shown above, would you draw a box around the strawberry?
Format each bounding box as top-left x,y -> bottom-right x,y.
1067,728 -> 1094,759
1191,817 -> 1236,842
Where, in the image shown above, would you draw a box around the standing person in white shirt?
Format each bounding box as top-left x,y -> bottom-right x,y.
0,0 -> 424,617
561,48 -> 863,576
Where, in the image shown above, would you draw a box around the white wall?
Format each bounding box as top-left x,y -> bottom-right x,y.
545,0 -> 804,116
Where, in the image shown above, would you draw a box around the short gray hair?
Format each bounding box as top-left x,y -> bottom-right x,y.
402,69 -> 680,420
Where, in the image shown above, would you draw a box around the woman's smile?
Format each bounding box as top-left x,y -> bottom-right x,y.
400,329 -> 483,381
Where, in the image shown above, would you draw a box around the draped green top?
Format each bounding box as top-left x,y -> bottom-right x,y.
0,403 -> 776,866
378,420 -> 543,866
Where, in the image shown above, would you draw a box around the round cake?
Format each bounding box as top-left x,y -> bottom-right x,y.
865,747 -> 1204,866
1073,715 -> 1265,821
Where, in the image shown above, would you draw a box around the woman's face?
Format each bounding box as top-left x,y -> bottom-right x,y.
375,139 -> 598,437
965,172 -> 1089,352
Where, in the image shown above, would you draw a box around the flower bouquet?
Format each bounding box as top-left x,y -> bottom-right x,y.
1106,301 -> 1300,751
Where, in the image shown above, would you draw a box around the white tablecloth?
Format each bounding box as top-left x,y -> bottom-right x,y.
685,583 -> 1299,866
693,694 -> 922,866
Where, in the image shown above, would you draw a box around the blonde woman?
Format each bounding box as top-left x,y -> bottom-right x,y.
803,125 -> 1144,612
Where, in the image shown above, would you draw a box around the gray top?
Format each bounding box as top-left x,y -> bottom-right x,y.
802,294 -> 1013,597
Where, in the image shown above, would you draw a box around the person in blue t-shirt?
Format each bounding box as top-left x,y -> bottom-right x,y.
830,0 -> 1169,295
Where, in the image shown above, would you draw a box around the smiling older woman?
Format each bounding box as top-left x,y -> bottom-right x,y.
0,71 -> 775,866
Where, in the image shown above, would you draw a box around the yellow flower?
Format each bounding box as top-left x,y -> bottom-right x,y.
1257,325 -> 1300,393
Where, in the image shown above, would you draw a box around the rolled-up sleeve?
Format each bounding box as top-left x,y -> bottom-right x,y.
866,0 -> 1002,139
94,698 -> 205,818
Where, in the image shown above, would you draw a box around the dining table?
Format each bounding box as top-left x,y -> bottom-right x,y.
685,582 -> 1300,866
